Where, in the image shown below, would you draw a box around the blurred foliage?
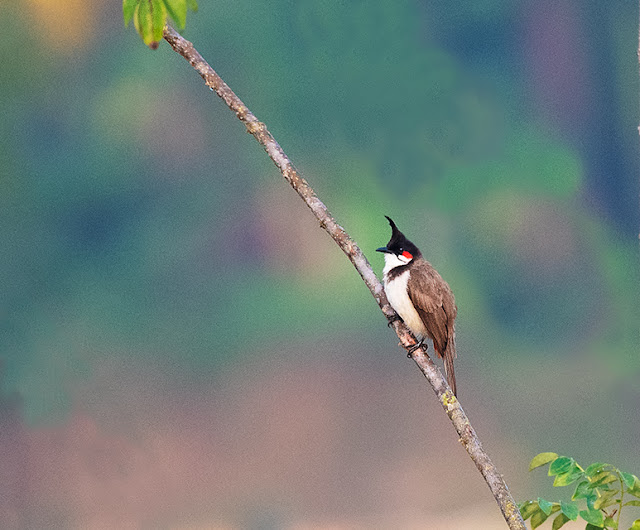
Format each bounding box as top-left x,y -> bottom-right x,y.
0,0 -> 637,438
521,452 -> 640,530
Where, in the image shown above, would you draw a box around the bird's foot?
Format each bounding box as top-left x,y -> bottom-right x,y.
406,339 -> 425,357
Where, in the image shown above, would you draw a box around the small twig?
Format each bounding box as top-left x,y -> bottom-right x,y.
162,25 -> 526,530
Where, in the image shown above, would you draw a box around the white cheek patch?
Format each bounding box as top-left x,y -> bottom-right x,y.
383,253 -> 409,275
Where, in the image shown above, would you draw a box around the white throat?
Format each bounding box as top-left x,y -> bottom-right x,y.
382,252 -> 411,277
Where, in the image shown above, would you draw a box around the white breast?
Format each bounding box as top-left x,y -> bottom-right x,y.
383,261 -> 428,339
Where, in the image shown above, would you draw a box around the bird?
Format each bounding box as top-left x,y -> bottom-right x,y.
377,216 -> 458,395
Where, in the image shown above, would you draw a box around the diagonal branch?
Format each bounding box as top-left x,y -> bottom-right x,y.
162,25 -> 526,530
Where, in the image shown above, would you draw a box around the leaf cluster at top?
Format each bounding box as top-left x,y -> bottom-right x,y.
123,0 -> 198,48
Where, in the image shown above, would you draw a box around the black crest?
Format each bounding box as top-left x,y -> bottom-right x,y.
384,216 -> 421,258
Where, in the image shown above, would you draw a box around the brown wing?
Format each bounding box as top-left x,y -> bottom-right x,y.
407,261 -> 458,394
407,262 -> 456,353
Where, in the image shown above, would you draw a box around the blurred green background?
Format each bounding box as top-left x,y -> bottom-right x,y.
1,0 -> 639,528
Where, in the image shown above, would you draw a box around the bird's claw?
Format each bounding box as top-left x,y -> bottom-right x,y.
406,340 -> 425,357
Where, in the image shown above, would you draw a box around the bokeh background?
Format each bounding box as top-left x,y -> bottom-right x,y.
1,0 -> 639,528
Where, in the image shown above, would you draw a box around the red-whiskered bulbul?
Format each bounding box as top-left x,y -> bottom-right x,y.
377,216 -> 458,395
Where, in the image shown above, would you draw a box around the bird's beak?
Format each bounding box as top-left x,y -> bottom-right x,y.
376,246 -> 391,254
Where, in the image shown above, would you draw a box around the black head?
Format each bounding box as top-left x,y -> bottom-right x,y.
376,216 -> 422,261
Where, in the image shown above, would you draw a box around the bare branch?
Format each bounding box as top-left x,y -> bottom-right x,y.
162,25 -> 526,530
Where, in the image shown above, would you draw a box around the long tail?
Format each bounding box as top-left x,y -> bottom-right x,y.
443,336 -> 457,396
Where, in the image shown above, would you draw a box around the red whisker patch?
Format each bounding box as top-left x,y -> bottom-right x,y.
402,251 -> 413,260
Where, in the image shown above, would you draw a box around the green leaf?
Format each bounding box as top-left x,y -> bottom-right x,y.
132,0 -> 166,48
133,1 -> 150,45
531,509 -> 550,529
624,500 -> 640,507
593,489 -> 619,510
586,463 -> 608,477
530,452 -> 559,471
589,471 -> 619,489
549,457 -> 574,476
187,0 -> 198,12
580,508 -> 605,527
572,481 -> 599,509
628,478 -> 640,499
597,498 -> 619,510
133,2 -> 146,41
560,501 -> 579,521
630,519 -> 640,530
574,481 -> 591,500
603,516 -> 617,529
123,0 -> 138,26
552,513 -> 571,530
520,501 -> 539,520
585,493 -> 598,511
150,0 -> 166,44
621,472 -> 638,489
585,525 -> 604,530
162,0 -> 187,29
554,470 -> 582,487
538,498 -> 554,515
